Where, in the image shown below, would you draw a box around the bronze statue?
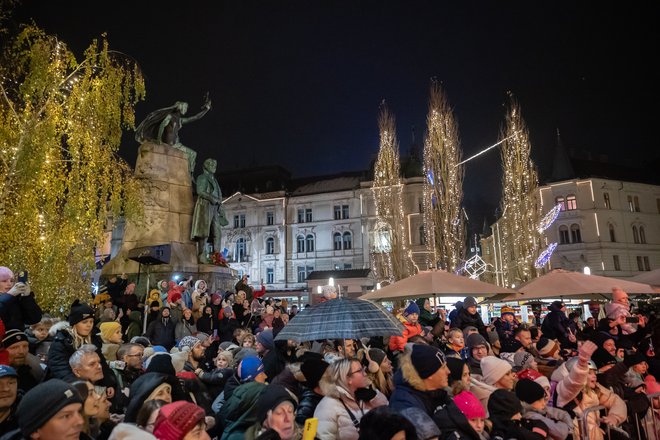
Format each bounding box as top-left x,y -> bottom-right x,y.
191,158 -> 228,263
135,95 -> 212,177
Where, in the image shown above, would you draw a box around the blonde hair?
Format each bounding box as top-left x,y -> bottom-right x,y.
70,326 -> 92,349
367,368 -> 394,398
216,350 -> 234,368
320,358 -> 358,398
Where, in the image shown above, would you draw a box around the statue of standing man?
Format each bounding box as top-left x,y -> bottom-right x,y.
191,158 -> 228,263
135,94 -> 212,178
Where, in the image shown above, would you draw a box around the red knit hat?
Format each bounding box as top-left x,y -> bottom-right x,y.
517,368 -> 543,381
453,390 -> 486,419
153,401 -> 205,440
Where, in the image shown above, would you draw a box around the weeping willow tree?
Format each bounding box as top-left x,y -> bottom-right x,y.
371,102 -> 413,284
0,26 -> 145,312
422,80 -> 465,272
498,97 -> 541,286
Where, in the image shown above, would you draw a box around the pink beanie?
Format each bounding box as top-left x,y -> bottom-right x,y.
645,375 -> 660,394
454,390 -> 486,419
0,267 -> 13,281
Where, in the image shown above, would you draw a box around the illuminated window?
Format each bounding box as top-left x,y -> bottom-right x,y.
570,224 -> 581,243
558,225 -> 569,244
627,196 -> 634,212
236,238 -> 246,261
566,195 -> 577,210
556,196 -> 566,211
603,193 -> 611,209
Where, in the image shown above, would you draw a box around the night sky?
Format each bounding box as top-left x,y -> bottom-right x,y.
8,1 -> 658,230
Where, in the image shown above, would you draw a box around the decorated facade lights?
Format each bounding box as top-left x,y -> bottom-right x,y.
538,203 -> 562,233
534,242 -> 558,269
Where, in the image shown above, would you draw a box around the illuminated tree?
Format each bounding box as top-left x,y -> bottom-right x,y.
0,26 -> 145,311
371,102 -> 413,283
498,97 -> 541,286
422,80 -> 465,272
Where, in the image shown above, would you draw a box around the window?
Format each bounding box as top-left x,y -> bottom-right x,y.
556,196 -> 566,211
297,266 -> 314,283
233,215 -> 239,228
633,196 -> 640,212
566,195 -> 577,210
419,225 -> 426,246
643,256 -> 650,271
333,232 -> 342,250
344,263 -> 352,269
305,234 -> 315,252
334,205 -> 341,220
266,237 -> 274,254
235,238 -> 246,261
297,208 -> 312,223
266,268 -> 274,284
296,235 -> 305,253
613,255 -> 621,271
233,214 -> 246,228
627,196 -> 634,212
609,224 -> 616,242
637,256 -> 645,271
603,192 -> 611,209
342,205 -> 349,219
266,211 -> 274,226
343,232 -> 352,250
570,224 -> 581,243
640,226 -> 646,244
632,226 -> 640,244
558,225 -> 569,244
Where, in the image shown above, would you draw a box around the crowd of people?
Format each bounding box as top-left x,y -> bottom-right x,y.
0,265 -> 658,440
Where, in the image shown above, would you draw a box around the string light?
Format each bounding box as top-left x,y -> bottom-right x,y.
535,243 -> 558,268
422,80 -> 465,272
538,203 -> 562,233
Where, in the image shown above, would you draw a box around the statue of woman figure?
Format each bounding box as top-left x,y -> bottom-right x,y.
135,96 -> 212,177
191,158 -> 228,263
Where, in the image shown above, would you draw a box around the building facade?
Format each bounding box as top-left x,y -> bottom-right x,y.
219,174 -> 428,301
482,177 -> 660,286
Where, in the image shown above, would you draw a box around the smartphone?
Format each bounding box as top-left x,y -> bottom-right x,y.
302,418 -> 318,440
625,316 -> 639,324
17,270 -> 28,283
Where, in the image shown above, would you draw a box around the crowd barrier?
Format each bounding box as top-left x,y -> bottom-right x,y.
580,392 -> 660,440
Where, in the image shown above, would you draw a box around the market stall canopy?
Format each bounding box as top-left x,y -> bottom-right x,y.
274,297 -> 404,342
500,269 -> 656,302
629,268 -> 660,288
359,269 -> 517,301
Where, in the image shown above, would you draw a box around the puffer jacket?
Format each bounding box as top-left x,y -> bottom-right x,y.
388,316 -> 422,352
521,403 -> 574,440
469,375 -> 498,411
314,385 -> 387,440
218,381 -> 267,440
574,384 -> 627,440
296,386 -> 324,426
452,307 -> 488,339
551,359 -> 589,408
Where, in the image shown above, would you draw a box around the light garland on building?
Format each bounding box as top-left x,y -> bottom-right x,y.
538,203 -> 562,233
422,80 -> 465,272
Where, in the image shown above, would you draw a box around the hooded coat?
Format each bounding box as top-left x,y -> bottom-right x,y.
145,309 -> 177,350
541,302 -> 571,345
123,372 -> 188,423
451,307 -> 488,340
388,316 -> 422,352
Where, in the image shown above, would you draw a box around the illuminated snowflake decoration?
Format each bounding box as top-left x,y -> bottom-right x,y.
538,203 -> 562,233
458,255 -> 488,279
534,242 -> 558,269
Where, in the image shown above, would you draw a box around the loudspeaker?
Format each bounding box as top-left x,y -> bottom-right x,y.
127,244 -> 171,265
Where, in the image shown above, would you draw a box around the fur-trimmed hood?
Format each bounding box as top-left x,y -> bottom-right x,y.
48,320 -> 71,337
398,350 -> 429,391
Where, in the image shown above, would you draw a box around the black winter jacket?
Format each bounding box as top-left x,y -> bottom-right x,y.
295,387 -> 323,426
451,307 -> 488,339
433,399 -> 483,440
0,292 -> 42,330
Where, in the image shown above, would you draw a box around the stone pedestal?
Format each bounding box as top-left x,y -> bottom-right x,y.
102,142 -> 236,293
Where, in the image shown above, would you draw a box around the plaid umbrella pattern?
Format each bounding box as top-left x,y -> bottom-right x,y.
274,297 -> 404,342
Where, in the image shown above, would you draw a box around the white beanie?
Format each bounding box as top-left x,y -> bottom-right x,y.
535,375 -> 550,389
481,356 -> 512,385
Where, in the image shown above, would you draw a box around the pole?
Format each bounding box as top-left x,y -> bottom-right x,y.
142,265 -> 151,335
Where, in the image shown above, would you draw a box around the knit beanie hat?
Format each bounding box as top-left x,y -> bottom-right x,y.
68,299 -> 94,326
410,344 -> 446,379
99,321 -> 121,342
367,348 -> 387,366
17,379 -> 84,437
500,338 -> 523,353
446,357 -> 467,383
2,329 -> 28,347
624,351 -> 646,368
591,347 -> 618,370
466,333 -> 488,350
146,353 -> 176,376
487,389 -> 523,420
480,356 -> 512,385
177,336 -> 201,352
239,356 -> 265,382
301,358 -> 329,389
0,266 -> 13,280
517,368 -> 542,381
463,296 -> 478,308
535,337 -> 559,357
223,305 -> 233,318
219,341 -> 239,351
415,298 -> 427,309
256,384 -> 298,424
153,401 -> 205,440
487,329 -> 500,345
453,390 -> 486,419
500,306 -> 515,317
403,301 -> 420,316
256,329 -> 274,351
515,378 -> 546,404
550,300 -> 564,310
0,365 -> 17,378
130,336 -> 151,348
514,351 -> 536,370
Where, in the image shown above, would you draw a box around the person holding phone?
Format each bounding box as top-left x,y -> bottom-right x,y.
0,267 -> 43,331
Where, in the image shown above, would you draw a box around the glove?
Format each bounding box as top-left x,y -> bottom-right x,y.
578,340 -> 598,366
7,282 -> 27,297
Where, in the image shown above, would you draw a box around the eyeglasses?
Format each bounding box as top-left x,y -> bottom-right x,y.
348,366 -> 366,377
